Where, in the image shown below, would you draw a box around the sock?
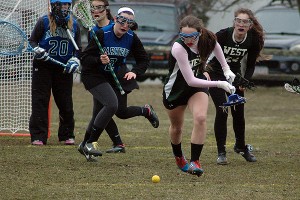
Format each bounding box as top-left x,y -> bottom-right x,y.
107,132 -> 123,146
190,143 -> 203,162
141,106 -> 148,117
86,126 -> 103,143
235,139 -> 246,149
171,142 -> 183,157
82,131 -> 91,146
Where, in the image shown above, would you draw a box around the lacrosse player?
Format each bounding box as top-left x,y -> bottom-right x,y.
88,0 -> 114,41
207,8 -> 266,164
163,15 -> 236,176
29,0 -> 81,145
78,7 -> 159,161
78,0 -> 127,155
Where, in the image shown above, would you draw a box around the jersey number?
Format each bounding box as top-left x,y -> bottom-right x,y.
49,40 -> 69,56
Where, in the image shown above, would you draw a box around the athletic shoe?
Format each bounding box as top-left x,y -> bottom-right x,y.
187,160 -> 204,177
144,104 -> 159,128
217,152 -> 228,165
78,142 -> 98,162
234,144 -> 257,162
78,142 -> 85,155
84,142 -> 103,157
106,144 -> 126,153
32,140 -> 44,145
175,156 -> 189,172
65,138 -> 75,145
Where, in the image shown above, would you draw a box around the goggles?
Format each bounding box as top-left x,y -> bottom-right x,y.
116,15 -> 135,28
234,17 -> 252,26
179,31 -> 200,41
91,5 -> 107,13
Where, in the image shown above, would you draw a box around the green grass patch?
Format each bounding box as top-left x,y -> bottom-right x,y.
0,83 -> 299,199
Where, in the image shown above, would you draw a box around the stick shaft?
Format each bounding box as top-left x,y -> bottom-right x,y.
66,28 -> 79,50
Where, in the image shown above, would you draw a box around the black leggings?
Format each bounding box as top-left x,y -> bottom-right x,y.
85,82 -> 144,143
209,81 -> 246,153
85,82 -> 118,142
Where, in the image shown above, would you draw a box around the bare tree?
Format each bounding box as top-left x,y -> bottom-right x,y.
190,0 -> 256,24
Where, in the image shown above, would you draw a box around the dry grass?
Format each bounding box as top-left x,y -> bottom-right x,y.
0,82 -> 299,200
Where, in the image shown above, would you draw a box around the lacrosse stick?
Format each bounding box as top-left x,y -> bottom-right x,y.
66,28 -> 79,50
73,0 -> 125,95
219,94 -> 246,112
0,20 -> 70,69
236,73 -> 256,91
284,78 -> 300,94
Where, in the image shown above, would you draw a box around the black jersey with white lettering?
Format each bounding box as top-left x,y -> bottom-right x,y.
208,27 -> 260,79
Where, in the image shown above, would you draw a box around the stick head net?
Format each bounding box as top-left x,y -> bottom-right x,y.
0,21 -> 28,56
73,0 -> 94,30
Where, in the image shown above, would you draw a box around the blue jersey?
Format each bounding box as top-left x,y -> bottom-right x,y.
88,20 -> 114,40
38,15 -> 79,64
81,23 -> 149,90
100,24 -> 133,75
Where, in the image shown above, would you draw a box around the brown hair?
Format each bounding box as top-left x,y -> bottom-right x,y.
180,15 -> 217,63
234,8 -> 271,61
90,0 -> 113,20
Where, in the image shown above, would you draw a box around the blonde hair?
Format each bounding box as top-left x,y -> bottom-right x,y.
47,13 -> 73,35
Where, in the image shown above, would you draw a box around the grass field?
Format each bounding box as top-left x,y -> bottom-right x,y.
0,82 -> 299,200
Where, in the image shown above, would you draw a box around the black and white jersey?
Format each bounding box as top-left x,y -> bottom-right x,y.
209,27 -> 260,79
164,39 -> 204,102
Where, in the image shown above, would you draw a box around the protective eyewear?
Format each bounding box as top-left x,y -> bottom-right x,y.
116,15 -> 135,28
179,32 -> 200,41
91,5 -> 107,13
234,17 -> 252,26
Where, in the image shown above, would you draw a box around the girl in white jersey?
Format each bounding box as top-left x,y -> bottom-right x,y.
163,15 -> 236,176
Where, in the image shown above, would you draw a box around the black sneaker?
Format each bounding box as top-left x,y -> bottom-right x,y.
84,142 -> 103,157
78,142 -> 85,155
78,142 -> 98,162
234,144 -> 257,162
144,104 -> 159,128
217,152 -> 228,165
106,144 -> 126,153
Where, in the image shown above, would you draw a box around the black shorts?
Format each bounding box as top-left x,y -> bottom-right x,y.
163,87 -> 209,110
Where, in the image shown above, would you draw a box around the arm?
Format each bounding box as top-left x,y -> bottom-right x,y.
213,42 -> 230,70
130,33 -> 149,75
213,42 -> 236,83
80,30 -> 103,67
172,42 -> 218,88
28,17 -> 45,48
172,43 -> 235,94
244,34 -> 261,80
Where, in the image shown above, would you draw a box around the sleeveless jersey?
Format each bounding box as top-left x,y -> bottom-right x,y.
164,39 -> 204,102
38,15 -> 78,64
89,20 -> 114,40
100,24 -> 133,75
